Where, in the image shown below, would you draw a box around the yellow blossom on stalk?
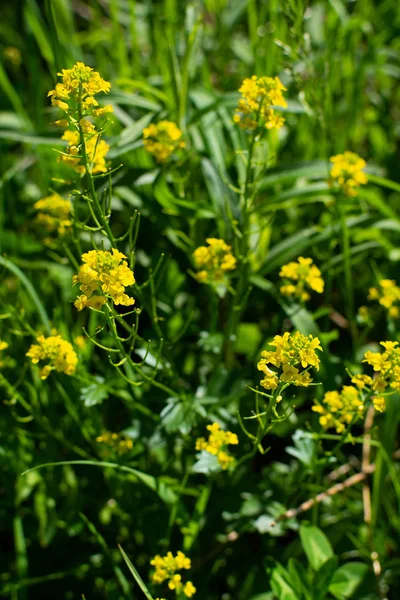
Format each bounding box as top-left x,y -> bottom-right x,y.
48,62 -> 112,175
96,431 -> 133,455
363,341 -> 400,392
368,279 -> 400,319
193,238 -> 236,285
26,335 -> 78,379
312,385 -> 364,433
150,551 -> 195,597
279,256 -> 324,302
73,249 -> 135,311
48,62 -> 111,110
233,75 -> 287,131
60,128 -> 110,174
142,121 -> 185,163
195,423 -> 238,469
258,331 -> 322,390
33,193 -> 72,236
329,152 -> 367,197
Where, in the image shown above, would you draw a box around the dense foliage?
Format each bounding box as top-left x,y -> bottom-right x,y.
1,1 -> 400,599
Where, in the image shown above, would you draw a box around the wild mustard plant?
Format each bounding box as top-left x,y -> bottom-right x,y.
257,331 -> 322,390
233,75 -> 287,130
143,121 -> 185,162
33,193 -> 72,237
279,256 -> 324,301
195,423 -> 239,469
150,552 -> 196,597
26,334 -> 78,379
368,279 -> 400,319
48,62 -> 112,175
329,151 -> 368,197
193,238 -> 236,286
73,249 -> 136,311
96,431 -> 134,455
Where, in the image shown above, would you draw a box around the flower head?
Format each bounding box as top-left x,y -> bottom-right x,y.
329,152 -> 367,197
143,121 -> 185,163
26,335 -> 78,379
48,62 -> 111,109
368,279 -> 400,319
150,551 -> 194,597
73,249 -> 135,311
279,257 -> 324,302
33,193 -> 72,237
312,385 -> 364,433
363,341 -> 400,392
234,75 -> 287,131
258,331 -> 322,390
195,422 -> 238,469
96,431 -> 133,455
193,238 -> 236,285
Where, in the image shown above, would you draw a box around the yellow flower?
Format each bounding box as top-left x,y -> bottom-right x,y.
363,341 -> 400,392
73,249 -> 135,311
26,334 -> 78,379
351,374 -> 373,390
367,279 -> 400,319
234,75 -> 287,131
372,396 -> 386,413
143,121 -> 185,162
60,128 -> 110,175
279,256 -> 324,302
96,431 -> 133,455
150,551 -> 194,595
33,193 -> 72,237
183,581 -> 197,598
195,422 -> 238,469
329,152 -> 367,197
193,238 -> 236,285
312,385 -> 364,433
258,331 -> 322,391
48,62 -> 111,109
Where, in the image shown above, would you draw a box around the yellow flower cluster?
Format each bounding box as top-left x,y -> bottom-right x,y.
60,126 -> 110,174
142,121 -> 185,163
329,152 -> 367,197
33,193 -> 72,236
351,374 -> 386,412
368,279 -> 400,319
312,385 -> 364,433
26,335 -> 78,380
195,423 -> 239,469
193,238 -> 236,284
279,257 -> 324,302
48,61 -> 111,110
73,249 -> 135,311
48,62 -> 112,175
258,331 -> 322,390
233,75 -> 287,131
150,551 -> 196,597
363,341 -> 400,392
96,431 -> 133,455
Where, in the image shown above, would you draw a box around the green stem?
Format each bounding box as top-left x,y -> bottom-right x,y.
337,196 -> 356,341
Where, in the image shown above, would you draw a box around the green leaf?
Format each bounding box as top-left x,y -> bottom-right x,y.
118,545 -> 154,600
270,564 -> 300,600
329,563 -> 369,599
314,556 -> 338,600
287,558 -> 312,600
299,525 -> 334,571
80,377 -> 109,407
